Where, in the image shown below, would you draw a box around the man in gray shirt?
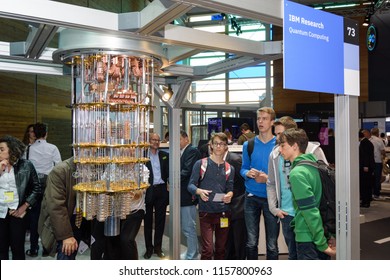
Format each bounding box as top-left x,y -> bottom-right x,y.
26,122 -> 61,257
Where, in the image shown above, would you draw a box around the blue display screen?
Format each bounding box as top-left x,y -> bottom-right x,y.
283,0 -> 345,95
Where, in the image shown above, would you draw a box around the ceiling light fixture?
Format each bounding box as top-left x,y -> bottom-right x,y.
363,15 -> 370,26
363,2 -> 375,26
162,85 -> 173,102
324,3 -> 359,9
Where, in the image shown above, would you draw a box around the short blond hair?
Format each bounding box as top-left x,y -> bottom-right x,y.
257,107 -> 276,120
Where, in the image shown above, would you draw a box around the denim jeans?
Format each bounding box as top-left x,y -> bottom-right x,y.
296,242 -> 330,260
180,205 -> 199,260
56,215 -> 82,260
244,194 -> 279,260
56,240 -> 78,260
280,215 -> 297,260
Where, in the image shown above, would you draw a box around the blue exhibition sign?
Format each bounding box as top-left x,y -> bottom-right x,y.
283,0 -> 359,96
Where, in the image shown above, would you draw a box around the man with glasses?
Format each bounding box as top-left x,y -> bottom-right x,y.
267,116 -> 328,260
143,133 -> 169,259
240,107 -> 278,260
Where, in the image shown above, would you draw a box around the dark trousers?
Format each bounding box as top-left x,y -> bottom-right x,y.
199,211 -> 230,260
144,185 -> 168,253
90,210 -> 145,260
373,163 -> 383,196
105,209 -> 144,260
360,170 -> 373,205
0,212 -> 27,260
296,242 -> 330,260
27,175 -> 46,251
225,218 -> 247,260
27,199 -> 42,251
280,214 -> 297,260
90,220 -> 105,260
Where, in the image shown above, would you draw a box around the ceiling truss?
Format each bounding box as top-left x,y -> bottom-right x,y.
0,0 -> 284,75
0,0 -> 368,84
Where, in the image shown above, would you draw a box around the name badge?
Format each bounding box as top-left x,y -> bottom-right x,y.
4,191 -> 14,202
220,217 -> 229,228
78,240 -> 89,254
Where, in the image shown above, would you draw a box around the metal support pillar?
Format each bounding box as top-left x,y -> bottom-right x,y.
264,24 -> 272,107
168,107 -> 182,260
335,94 -> 360,259
153,94 -> 162,135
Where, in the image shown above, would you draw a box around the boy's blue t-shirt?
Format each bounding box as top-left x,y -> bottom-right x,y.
240,136 -> 276,198
278,156 -> 295,216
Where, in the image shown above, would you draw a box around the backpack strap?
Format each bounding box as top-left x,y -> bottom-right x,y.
247,137 -> 255,161
294,160 -> 319,169
295,160 -> 329,170
200,157 -> 231,181
199,157 -> 208,181
224,161 -> 231,181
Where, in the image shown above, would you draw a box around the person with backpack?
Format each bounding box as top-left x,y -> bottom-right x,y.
278,128 -> 336,260
187,132 -> 234,260
237,123 -> 256,145
267,116 -> 329,260
240,107 -> 279,260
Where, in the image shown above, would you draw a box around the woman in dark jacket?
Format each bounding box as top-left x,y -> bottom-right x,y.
0,135 -> 41,260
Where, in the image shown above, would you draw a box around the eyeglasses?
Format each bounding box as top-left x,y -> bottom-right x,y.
150,139 -> 160,142
212,142 -> 227,147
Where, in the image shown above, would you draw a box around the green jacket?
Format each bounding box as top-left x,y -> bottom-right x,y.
290,153 -> 328,252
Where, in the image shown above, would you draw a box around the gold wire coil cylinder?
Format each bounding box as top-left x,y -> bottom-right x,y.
67,52 -> 156,226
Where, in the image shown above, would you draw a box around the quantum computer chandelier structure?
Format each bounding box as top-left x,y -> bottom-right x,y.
54,30 -> 167,235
